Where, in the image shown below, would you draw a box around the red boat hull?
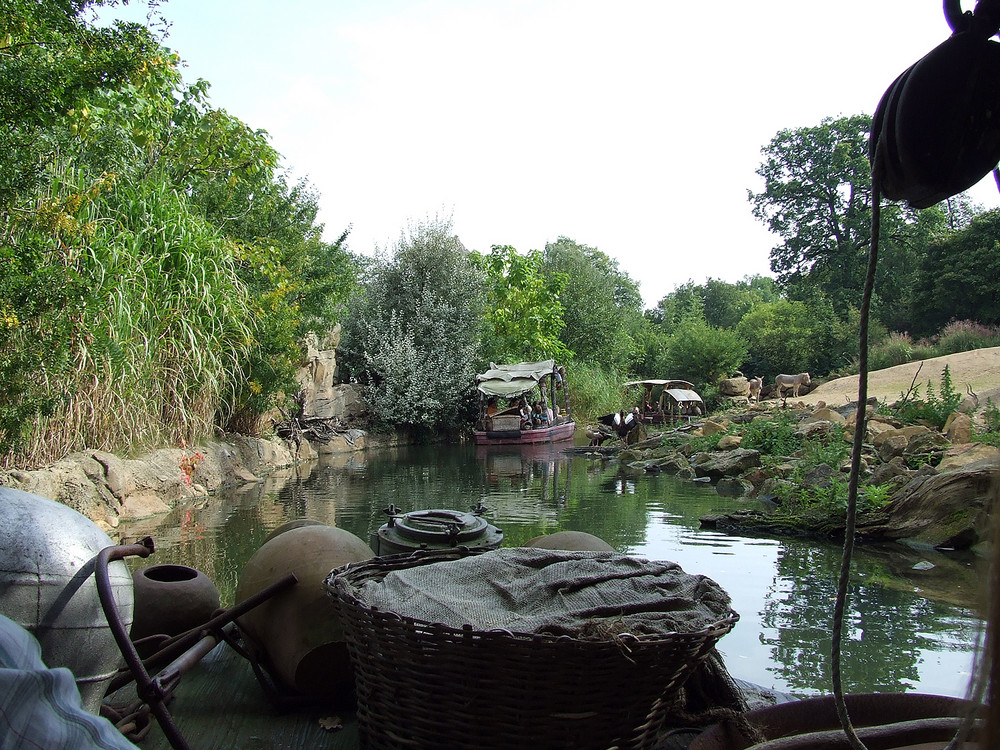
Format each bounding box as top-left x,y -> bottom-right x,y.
472,420 -> 576,446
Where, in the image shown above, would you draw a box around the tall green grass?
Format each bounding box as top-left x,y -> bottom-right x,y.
2,168 -> 254,468
565,359 -> 635,425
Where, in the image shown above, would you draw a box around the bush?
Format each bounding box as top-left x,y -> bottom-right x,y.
660,318 -> 747,392
868,331 -> 914,371
740,413 -> 802,456
891,365 -> 962,430
935,320 -> 1000,355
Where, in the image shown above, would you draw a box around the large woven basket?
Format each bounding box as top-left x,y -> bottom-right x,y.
325,548 -> 738,750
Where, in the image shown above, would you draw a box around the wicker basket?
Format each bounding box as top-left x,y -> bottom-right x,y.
325,548 -> 738,750
489,413 -> 522,431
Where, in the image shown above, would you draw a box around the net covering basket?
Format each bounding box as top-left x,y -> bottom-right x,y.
325,547 -> 738,750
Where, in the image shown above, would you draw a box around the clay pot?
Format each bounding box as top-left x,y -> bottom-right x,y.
524,530 -> 615,552
130,564 -> 221,645
0,487 -> 133,714
263,517 -> 326,545
235,525 -> 374,697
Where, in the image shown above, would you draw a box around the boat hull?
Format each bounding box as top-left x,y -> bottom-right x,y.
473,420 -> 576,445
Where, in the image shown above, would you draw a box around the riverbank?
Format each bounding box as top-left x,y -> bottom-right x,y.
0,428 -> 406,534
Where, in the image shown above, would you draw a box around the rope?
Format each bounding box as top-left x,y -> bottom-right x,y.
828,140 -> 884,750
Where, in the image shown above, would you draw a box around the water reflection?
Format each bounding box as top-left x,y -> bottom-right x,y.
117,441 -> 985,699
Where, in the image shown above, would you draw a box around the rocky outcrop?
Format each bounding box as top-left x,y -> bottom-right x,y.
857,457 -> 1000,549
1,437 -> 296,532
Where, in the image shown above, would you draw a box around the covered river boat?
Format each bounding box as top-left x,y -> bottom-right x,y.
625,379 -> 704,424
473,360 -> 575,445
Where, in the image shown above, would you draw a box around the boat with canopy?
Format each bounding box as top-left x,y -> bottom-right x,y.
473,360 -> 575,445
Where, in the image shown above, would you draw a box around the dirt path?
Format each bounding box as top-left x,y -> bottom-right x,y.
792,346 -> 1000,407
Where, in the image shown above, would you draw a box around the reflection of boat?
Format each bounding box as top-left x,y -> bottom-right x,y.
473,360 -> 575,445
624,379 -> 704,424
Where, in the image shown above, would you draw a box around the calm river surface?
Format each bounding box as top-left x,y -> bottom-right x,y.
118,440 -> 986,700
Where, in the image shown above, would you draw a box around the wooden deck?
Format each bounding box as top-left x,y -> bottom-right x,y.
111,642 -> 360,750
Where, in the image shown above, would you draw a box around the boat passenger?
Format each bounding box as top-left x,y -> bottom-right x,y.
519,402 -> 532,429
486,398 -> 499,416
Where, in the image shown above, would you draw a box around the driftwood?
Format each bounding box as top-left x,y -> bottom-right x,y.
273,411 -> 357,448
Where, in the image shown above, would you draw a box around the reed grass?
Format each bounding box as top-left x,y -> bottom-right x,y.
2,169 -> 254,469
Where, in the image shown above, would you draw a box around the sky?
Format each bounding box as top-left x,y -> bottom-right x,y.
101,0 -> 1000,308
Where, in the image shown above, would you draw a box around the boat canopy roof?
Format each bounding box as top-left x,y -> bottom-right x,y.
623,379 -> 696,390
477,360 -> 558,398
665,388 -> 703,404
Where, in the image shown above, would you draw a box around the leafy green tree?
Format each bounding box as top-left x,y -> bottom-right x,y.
736,299 -> 819,379
542,237 -> 644,371
749,114 -> 938,325
0,0 -> 159,206
651,281 -> 704,327
472,245 -> 569,364
659,319 -> 748,392
340,217 -> 486,433
909,209 -> 1000,335
701,275 -> 780,330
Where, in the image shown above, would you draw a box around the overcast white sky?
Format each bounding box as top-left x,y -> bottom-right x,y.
103,0 -> 1000,308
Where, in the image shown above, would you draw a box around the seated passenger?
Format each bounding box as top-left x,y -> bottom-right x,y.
519,402 -> 532,429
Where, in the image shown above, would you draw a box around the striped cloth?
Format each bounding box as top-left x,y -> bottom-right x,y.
0,614 -> 138,750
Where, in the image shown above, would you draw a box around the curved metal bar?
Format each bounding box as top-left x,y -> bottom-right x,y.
95,539 -> 192,750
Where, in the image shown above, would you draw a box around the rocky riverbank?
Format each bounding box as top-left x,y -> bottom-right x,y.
0,428 -> 403,534
581,397 -> 1000,554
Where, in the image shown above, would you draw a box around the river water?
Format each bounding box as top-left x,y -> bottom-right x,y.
118,440 -> 986,700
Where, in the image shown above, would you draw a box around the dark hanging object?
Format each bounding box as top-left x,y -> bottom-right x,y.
870,0 -> 1000,208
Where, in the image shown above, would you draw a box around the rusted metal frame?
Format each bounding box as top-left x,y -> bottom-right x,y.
96,541 -> 299,750
106,571 -> 298,694
95,539 -> 193,750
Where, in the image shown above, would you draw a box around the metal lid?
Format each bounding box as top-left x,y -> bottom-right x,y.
392,509 -> 490,546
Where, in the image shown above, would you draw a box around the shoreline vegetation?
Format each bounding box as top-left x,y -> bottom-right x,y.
4,3 -> 1000,561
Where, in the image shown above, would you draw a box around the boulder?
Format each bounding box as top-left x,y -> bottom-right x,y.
857,457 -> 1000,550
719,377 -> 750,397
716,435 -> 743,450
805,407 -> 846,424
944,413 -> 973,444
701,420 -> 729,437
872,424 -> 932,448
937,443 -> 1000,472
691,448 -> 762,479
716,477 -> 754,497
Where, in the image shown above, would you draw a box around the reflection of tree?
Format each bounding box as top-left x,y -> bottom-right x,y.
759,544 -> 979,693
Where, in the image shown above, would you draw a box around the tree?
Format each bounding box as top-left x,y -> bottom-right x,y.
0,0 -> 159,206
472,245 -> 568,364
659,319 -> 747,393
909,209 -> 1000,335
541,237 -> 644,371
749,114 -> 933,324
340,217 -> 486,433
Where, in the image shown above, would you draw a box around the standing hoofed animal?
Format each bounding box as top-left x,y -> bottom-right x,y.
747,376 -> 763,403
775,372 -> 811,398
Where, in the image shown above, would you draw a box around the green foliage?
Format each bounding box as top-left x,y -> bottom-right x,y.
736,299 -> 816,376
867,331 -> 915,371
541,237 -> 644,372
563,360 -> 631,425
749,113 -> 956,329
1,4 -> 352,462
910,209 -> 1000,335
341,217 -> 486,432
740,413 -> 802,456
860,483 -> 894,509
659,318 -> 747,392
891,365 -> 962,430
0,0 -> 160,206
472,245 -> 569,364
933,320 -> 1000,355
